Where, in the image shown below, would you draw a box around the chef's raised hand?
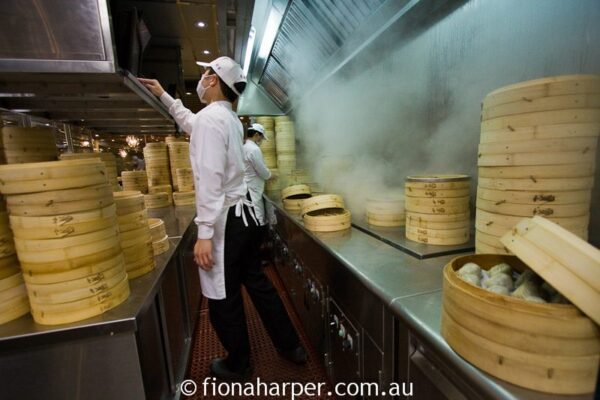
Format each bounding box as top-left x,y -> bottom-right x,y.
138,78 -> 165,97
194,239 -> 214,271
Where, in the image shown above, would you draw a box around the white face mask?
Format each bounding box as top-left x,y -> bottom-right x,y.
196,74 -> 212,104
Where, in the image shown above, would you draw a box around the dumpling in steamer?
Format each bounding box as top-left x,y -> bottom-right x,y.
512,280 -> 544,301
460,273 -> 481,287
489,263 -> 512,277
458,262 -> 481,278
487,285 -> 510,296
483,273 -> 513,291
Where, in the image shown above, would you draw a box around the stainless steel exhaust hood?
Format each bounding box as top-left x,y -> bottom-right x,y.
0,0 -> 175,135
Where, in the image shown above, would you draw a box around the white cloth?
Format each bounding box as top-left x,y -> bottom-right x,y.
160,92 -> 249,299
243,140 -> 271,225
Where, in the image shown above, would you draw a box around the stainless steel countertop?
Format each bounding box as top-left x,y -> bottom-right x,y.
269,199 -> 595,400
0,205 -> 197,351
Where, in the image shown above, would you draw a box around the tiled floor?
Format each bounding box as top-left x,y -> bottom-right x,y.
185,266 -> 335,399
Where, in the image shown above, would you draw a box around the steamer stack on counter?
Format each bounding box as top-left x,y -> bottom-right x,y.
365,191 -> 406,227
256,116 -> 277,169
301,194 -> 351,233
148,184 -> 173,205
0,198 -> 29,325
176,168 -> 194,192
121,170 -> 148,193
148,218 -> 169,256
167,141 -> 191,191
144,192 -> 171,209
0,159 -> 130,325
172,190 -> 195,206
405,175 -> 471,245
476,74 -> 600,254
143,142 -> 172,189
275,116 -> 296,176
281,184 -> 312,214
60,152 -> 120,191
113,191 -> 155,279
0,127 -> 58,164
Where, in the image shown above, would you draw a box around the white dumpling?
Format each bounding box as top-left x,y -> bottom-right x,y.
483,273 -> 513,290
489,263 -> 512,277
487,285 -> 510,296
512,280 -> 544,300
458,262 -> 481,278
460,273 -> 481,287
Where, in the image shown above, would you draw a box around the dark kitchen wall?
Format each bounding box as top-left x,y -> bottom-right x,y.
291,0 -> 600,245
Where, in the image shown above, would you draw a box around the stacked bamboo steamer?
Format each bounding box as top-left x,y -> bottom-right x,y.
265,168 -> 282,200
256,117 -> 277,169
121,170 -> 148,193
301,194 -> 351,232
113,191 -> 155,279
176,168 -> 194,192
0,198 -> 29,325
0,126 -> 58,164
144,192 -> 170,209
365,190 -> 405,227
284,169 -> 310,186
60,152 -> 120,192
405,175 -> 470,245
476,75 -> 600,254
149,184 -> 173,205
281,184 -> 312,214
167,141 -> 191,191
143,142 -> 172,188
173,190 -> 195,206
148,218 -> 169,256
275,116 -> 296,174
0,159 -> 130,325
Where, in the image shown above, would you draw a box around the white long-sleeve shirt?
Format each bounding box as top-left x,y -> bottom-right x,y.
160,93 -> 247,239
243,140 -> 271,186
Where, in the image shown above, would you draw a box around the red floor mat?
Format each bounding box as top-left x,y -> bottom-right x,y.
185,265 -> 335,399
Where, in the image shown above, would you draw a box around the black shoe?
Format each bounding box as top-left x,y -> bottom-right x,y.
279,345 -> 307,365
209,358 -> 252,381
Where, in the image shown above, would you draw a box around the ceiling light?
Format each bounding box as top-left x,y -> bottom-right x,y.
196,61 -> 210,67
196,21 -> 206,28
186,92 -> 192,95
0,93 -> 35,97
203,50 -> 210,55
119,149 -> 128,158
111,139 -> 115,142
258,10 -> 281,60
95,134 -> 99,137
243,27 -> 256,76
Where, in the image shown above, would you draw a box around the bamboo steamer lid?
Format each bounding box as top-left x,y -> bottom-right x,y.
406,225 -> 469,239
476,197 -> 589,218
501,216 -> 600,325
27,267 -> 126,305
300,194 -> 345,216
478,176 -> 593,191
406,211 -> 469,223
406,229 -> 469,245
22,251 -> 124,284
482,94 -> 600,121
152,235 -> 170,256
18,235 -> 121,264
8,195 -> 114,217
480,123 -> 600,143
482,75 -> 600,109
405,175 -> 470,190
30,276 -> 130,325
481,109 -> 600,131
478,137 -> 597,155
282,198 -> 305,212
478,148 -> 596,167
478,164 -> 595,179
405,187 -> 470,198
148,218 -> 166,242
441,253 -> 600,394
144,193 -> 170,209
173,191 -> 195,206
281,184 -> 311,199
303,209 -> 351,232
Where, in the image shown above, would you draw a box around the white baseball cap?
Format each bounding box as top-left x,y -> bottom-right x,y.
209,56 -> 247,95
249,123 -> 268,140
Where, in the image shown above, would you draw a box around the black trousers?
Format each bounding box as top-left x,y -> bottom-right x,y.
208,204 -> 300,372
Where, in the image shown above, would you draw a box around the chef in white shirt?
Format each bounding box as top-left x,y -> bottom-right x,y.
139,57 -> 305,381
243,123 -> 272,226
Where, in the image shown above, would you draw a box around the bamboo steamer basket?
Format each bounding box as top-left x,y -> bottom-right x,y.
152,235 -> 170,256
22,251 -> 124,284
165,136 -> 186,144
480,123 -> 600,144
1,127 -> 58,163
478,176 -> 593,191
0,283 -> 26,305
282,198 -> 305,213
167,142 -> 191,190
405,202 -> 469,215
281,184 -> 311,200
405,225 -> 469,239
125,254 -> 155,272
263,153 -> 278,169
122,239 -> 153,261
7,184 -> 113,206
7,195 -> 114,217
30,275 -> 130,325
405,196 -> 469,208
59,152 -> 119,189
476,197 -> 589,217
481,109 -> 600,131
260,136 -> 276,152
474,238 -> 511,255
113,190 -> 144,209
501,216 -> 600,325
116,209 -> 148,226
9,204 -> 117,231
148,218 -> 166,242
475,216 -> 587,239
475,208 -> 588,235
478,164 -> 595,179
441,253 -> 600,394
303,209 -> 351,232
365,193 -> 405,227
148,184 -> 173,203
175,168 -> 194,191
127,262 -> 156,280
0,234 -> 16,258
143,143 -> 171,187
300,194 -> 345,216
366,214 -> 405,227
478,137 -> 597,155
406,229 -> 469,245
121,171 -> 148,193
405,187 -> 470,198
405,211 -> 470,223
173,191 -> 195,206
14,226 -> 119,253
120,227 -> 152,248
0,292 -> 29,325
1,127 -> 55,145
0,270 -> 22,292
478,149 -> 596,167
277,155 -> 296,171
144,193 -> 170,209
482,75 -> 600,109
405,175 -> 470,190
